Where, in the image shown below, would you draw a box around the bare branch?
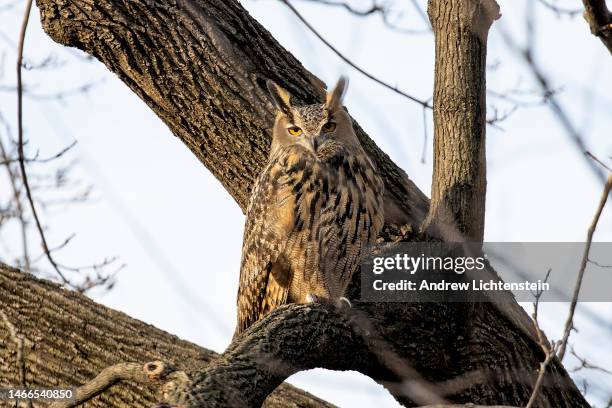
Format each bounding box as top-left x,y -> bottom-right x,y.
13,4 -> 117,290
557,171 -> 612,360
526,269 -> 556,408
569,347 -> 612,375
534,0 -> 581,17
585,150 -> 612,172
295,0 -> 386,17
0,79 -> 104,100
499,26 -> 608,184
525,347 -> 556,408
486,105 -> 518,126
487,87 -> 554,107
0,140 -> 77,165
15,0 -> 73,286
279,0 -> 433,109
293,0 -> 432,33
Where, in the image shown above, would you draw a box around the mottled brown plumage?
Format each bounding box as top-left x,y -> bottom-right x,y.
234,78 -> 384,336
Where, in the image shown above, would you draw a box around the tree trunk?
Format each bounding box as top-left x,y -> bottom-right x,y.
422,0 -> 499,242
0,0 -> 589,406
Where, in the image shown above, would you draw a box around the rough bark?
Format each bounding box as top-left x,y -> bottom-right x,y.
0,0 -> 587,406
0,263 -> 332,407
582,0 -> 612,54
422,0 -> 499,242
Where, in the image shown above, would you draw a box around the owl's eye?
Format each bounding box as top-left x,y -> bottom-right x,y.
288,126 -> 302,136
321,122 -> 336,132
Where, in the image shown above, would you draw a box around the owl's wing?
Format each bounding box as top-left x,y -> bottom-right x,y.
235,161 -> 295,336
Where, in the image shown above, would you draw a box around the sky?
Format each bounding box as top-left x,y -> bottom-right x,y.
0,0 -> 611,406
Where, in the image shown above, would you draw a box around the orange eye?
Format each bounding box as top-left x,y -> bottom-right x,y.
288,126 -> 302,136
322,122 -> 336,132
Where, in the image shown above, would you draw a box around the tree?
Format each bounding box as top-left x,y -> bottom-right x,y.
0,0 -> 601,406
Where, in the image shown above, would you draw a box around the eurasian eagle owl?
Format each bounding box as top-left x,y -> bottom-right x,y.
235,77 -> 384,336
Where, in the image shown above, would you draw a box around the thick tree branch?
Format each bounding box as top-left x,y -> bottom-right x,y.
422,0 -> 500,242
161,273 -> 588,407
49,361 -> 169,408
182,303 -> 452,407
582,0 -> 612,54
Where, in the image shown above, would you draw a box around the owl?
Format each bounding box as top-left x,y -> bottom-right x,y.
234,77 -> 384,337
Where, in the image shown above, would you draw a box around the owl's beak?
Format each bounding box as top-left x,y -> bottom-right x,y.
311,135 -> 328,152
312,137 -> 320,152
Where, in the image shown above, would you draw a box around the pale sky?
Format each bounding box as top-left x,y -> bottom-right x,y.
1,0 -> 611,406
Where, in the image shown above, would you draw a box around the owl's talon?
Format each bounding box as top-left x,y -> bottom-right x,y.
306,293 -> 320,303
336,297 -> 352,309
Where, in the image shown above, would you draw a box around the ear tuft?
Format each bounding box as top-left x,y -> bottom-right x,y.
266,80 -> 292,115
325,76 -> 348,111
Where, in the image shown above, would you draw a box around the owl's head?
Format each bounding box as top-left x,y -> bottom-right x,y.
266,77 -> 359,156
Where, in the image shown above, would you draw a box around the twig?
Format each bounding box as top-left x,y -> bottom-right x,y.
587,258 -> 612,268
296,0 -> 384,16
526,269 -> 557,408
279,0 -> 432,109
0,79 -> 104,101
48,361 -> 178,408
535,0 -> 581,17
29,234 -> 76,263
585,150 -> 612,172
569,346 -> 612,375
557,172 -> 612,360
486,105 -> 518,126
0,310 -> 33,408
14,1 -> 117,291
293,0 -> 431,33
487,87 -> 553,107
16,0 -> 73,287
0,140 -> 77,165
283,0 -> 511,133
499,25 -> 607,184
